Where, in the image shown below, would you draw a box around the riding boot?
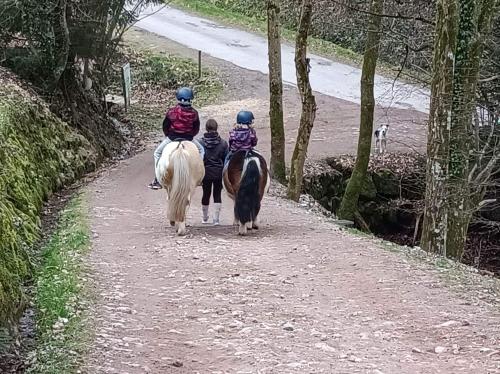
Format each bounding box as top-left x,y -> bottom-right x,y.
202,205 -> 210,224
213,203 -> 222,226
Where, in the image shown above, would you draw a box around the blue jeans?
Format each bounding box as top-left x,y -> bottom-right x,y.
154,138 -> 205,172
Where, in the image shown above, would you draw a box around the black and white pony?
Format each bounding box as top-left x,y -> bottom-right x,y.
374,124 -> 389,154
223,150 -> 270,235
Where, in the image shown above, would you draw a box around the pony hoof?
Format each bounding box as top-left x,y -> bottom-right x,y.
238,225 -> 248,236
170,221 -> 175,227
252,224 -> 259,230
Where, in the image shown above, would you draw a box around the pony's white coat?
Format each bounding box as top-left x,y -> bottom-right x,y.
156,141 -> 204,235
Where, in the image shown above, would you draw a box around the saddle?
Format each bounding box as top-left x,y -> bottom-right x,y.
224,149 -> 264,174
172,137 -> 190,142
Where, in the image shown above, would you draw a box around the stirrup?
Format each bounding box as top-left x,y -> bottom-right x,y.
148,181 -> 162,190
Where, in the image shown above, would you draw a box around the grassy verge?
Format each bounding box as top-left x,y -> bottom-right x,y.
110,39 -> 223,134
27,194 -> 92,374
169,0 -> 415,81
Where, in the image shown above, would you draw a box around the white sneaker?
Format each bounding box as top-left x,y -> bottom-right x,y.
213,203 -> 221,226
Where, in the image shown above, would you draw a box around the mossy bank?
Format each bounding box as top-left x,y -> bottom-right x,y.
0,68 -> 97,329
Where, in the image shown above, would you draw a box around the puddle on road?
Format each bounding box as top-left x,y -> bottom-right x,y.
200,20 -> 229,29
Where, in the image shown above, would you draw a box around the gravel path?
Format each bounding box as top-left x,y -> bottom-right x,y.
83,148 -> 500,374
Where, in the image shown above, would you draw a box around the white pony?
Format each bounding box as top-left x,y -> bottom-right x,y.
155,141 -> 205,235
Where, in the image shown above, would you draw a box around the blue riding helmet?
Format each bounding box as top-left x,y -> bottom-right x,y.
176,87 -> 194,106
236,110 -> 254,125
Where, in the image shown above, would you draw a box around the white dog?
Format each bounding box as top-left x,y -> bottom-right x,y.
374,124 -> 389,154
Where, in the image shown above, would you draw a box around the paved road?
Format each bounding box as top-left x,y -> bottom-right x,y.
135,5 -> 430,113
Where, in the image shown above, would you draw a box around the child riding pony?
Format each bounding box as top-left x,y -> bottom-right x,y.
223,111 -> 269,235
149,87 -> 204,190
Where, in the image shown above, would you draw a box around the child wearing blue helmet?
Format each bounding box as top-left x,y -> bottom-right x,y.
225,110 -> 258,167
149,87 -> 205,189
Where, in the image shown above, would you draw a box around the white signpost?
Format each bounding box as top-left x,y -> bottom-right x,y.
121,62 -> 131,110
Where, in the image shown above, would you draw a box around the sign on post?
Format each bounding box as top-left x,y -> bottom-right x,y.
121,62 -> 131,110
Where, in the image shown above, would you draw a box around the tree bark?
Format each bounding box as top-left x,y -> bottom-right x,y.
446,0 -> 496,258
287,0 -> 316,201
420,0 -> 458,255
267,0 -> 287,184
337,0 -> 384,221
52,0 -> 70,89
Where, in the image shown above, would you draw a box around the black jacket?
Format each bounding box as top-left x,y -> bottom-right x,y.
200,132 -> 228,180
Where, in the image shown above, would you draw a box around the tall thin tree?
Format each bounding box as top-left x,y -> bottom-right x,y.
267,0 -> 286,183
287,0 -> 316,201
420,0 -> 458,254
421,0 -> 496,257
337,0 -> 385,223
445,0 -> 497,258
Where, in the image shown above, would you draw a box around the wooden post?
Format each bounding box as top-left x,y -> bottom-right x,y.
121,62 -> 131,111
198,50 -> 202,79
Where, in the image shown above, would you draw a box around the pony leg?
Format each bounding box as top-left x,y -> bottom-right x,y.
238,222 -> 248,236
177,221 -> 186,236
252,217 -> 259,230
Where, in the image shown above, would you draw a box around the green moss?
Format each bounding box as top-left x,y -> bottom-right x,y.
0,82 -> 96,327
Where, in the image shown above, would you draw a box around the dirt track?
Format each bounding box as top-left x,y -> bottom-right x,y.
84,150 -> 500,373
82,29 -> 500,373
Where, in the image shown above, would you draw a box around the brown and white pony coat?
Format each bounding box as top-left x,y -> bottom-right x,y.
223,150 -> 270,235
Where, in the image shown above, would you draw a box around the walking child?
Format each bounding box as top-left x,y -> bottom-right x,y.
200,119 -> 228,225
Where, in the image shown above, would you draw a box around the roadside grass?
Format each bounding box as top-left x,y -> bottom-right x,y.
27,194 -> 92,374
169,0 -> 424,83
110,38 -> 223,134
136,51 -> 222,106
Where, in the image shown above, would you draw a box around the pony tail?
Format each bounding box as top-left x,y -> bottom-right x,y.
235,158 -> 261,225
169,146 -> 191,222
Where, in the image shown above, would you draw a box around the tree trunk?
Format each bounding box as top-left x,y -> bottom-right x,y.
52,0 -> 70,89
420,0 -> 458,255
267,0 -> 287,184
287,0 -> 316,201
337,0 -> 384,221
446,0 -> 496,258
